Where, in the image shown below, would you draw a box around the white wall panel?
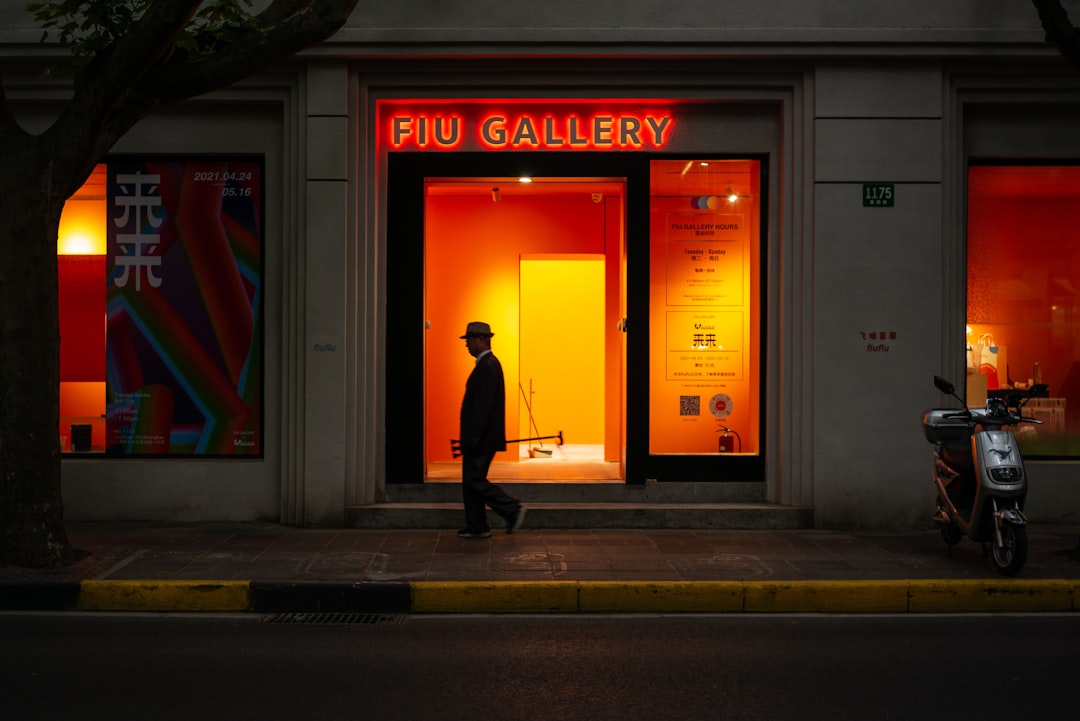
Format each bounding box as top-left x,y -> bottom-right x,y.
817,62 -> 942,119
816,119 -> 943,183
812,183 -> 943,527
304,180 -> 349,525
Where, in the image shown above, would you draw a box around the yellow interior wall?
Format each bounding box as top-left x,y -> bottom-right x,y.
519,259 -> 605,448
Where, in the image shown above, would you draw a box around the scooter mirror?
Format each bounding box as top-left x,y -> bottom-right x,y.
933,375 -> 955,395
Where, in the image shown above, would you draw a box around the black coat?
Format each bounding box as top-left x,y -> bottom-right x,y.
459,351 -> 507,455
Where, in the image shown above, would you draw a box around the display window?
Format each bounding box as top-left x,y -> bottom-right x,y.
967,164 -> 1080,457
422,175 -> 627,478
648,159 -> 762,457
58,156 -> 264,456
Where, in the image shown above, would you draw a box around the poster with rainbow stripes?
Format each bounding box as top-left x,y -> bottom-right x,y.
105,157 -> 263,456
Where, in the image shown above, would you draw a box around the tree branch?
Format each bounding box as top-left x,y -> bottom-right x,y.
38,0 -> 357,199
135,0 -> 358,105
39,0 -> 204,196
1032,0 -> 1080,72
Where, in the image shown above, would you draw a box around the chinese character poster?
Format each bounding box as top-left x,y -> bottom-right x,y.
106,157 -> 263,456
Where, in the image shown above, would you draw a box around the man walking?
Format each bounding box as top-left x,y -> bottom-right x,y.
457,321 -> 526,538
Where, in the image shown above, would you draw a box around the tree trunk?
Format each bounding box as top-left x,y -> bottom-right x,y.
0,164 -> 75,568
0,0 -> 359,569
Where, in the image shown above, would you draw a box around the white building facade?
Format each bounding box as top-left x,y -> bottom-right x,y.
4,1 -> 1080,529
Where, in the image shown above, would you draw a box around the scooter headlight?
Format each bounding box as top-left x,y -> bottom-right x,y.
985,398 -> 1009,418
989,467 -> 1022,483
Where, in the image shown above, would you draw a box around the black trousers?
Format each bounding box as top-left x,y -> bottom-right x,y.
461,451 -> 519,531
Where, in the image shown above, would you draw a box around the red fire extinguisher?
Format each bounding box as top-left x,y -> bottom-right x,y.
717,425 -> 741,453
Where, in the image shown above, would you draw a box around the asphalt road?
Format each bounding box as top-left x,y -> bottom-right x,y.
2,612 -> 1078,721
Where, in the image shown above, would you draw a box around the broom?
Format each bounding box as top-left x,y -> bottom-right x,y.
520,380 -> 552,457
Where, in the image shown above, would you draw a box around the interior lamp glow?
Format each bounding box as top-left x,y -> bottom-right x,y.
57,198 -> 107,255
58,232 -> 100,255
726,185 -> 738,204
519,176 -> 532,183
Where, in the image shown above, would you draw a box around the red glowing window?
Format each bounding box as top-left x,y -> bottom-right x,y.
967,164 -> 1080,456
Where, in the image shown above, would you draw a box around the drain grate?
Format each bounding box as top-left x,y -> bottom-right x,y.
261,612 -> 408,625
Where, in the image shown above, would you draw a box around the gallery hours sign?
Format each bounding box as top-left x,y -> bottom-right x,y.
648,158 -> 762,457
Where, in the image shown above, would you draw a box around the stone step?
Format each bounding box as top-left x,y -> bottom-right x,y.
383,481 -> 768,504
345,502 -> 812,530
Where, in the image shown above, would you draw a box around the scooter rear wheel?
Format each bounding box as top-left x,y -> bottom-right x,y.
991,523 -> 1028,576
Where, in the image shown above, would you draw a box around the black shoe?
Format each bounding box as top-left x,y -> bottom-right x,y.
507,505 -> 527,534
457,528 -> 491,539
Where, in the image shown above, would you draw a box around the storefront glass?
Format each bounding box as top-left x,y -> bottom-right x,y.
968,164 -> 1080,457
648,159 -> 762,456
422,177 -> 626,470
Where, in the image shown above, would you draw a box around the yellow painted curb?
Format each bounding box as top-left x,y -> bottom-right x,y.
907,579 -> 1077,613
745,581 -> 909,613
411,581 -> 579,613
578,581 -> 744,613
77,580 -> 250,612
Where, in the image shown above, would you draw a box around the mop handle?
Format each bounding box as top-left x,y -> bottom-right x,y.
450,431 -> 564,458
518,381 -> 543,442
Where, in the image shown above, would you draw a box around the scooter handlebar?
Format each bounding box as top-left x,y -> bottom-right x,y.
970,412 -> 1043,428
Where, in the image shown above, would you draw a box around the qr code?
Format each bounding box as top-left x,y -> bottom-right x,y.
679,395 -> 700,416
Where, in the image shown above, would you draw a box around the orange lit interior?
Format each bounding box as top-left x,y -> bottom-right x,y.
58,165 -> 107,451
968,165 -> 1080,447
423,179 -> 625,472
648,159 -> 761,455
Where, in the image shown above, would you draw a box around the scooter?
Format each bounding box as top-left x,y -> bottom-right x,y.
921,375 -> 1046,575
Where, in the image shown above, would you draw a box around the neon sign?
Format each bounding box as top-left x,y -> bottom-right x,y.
381,101 -> 675,151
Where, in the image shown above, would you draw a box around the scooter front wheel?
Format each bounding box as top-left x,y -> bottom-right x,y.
992,523 -> 1028,576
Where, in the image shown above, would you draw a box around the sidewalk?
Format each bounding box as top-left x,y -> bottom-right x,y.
2,522 -> 1079,614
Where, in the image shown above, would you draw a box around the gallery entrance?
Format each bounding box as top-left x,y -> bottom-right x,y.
423,178 -> 624,483
386,152 -> 648,484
